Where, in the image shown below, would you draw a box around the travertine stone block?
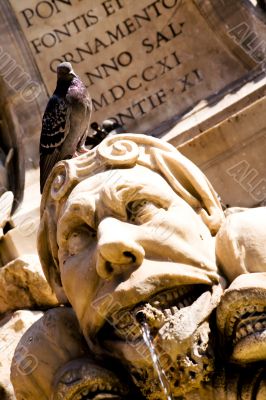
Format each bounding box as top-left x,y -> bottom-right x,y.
0,218 -> 39,265
0,255 -> 58,314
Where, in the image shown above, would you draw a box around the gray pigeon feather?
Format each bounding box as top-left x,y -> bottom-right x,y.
39,62 -> 91,193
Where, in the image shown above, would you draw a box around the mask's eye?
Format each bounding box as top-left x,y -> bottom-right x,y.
67,226 -> 96,256
127,200 -> 159,224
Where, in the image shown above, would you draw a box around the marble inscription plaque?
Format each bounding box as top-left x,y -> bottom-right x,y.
9,0 -> 249,134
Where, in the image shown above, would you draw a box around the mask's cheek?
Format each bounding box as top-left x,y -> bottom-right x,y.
58,246 -> 99,318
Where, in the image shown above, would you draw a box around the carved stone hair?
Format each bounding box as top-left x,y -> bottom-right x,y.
38,134 -> 224,302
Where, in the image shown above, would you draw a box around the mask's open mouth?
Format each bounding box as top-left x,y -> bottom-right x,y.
73,391 -> 124,400
221,303 -> 266,363
53,358 -> 130,400
95,283 -> 221,400
216,278 -> 266,364
230,306 -> 266,345
98,284 -> 209,343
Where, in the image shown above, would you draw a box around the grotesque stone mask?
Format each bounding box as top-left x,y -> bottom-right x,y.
38,134 -> 225,398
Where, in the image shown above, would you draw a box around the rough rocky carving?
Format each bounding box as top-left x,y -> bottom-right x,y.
10,135 -> 266,399
0,255 -> 58,314
216,207 -> 266,281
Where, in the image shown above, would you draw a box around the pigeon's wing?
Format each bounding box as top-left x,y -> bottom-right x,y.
39,95 -> 71,193
73,90 -> 92,151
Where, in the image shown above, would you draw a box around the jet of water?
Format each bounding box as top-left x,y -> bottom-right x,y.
136,311 -> 173,400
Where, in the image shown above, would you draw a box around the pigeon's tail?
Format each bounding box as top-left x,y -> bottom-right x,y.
40,150 -> 65,193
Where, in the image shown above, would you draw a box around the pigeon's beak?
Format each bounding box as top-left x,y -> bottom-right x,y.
70,71 -> 77,78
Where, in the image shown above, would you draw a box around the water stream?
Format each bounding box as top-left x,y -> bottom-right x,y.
140,320 -> 173,400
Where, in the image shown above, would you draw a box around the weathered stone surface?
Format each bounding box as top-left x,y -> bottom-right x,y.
164,75 -> 266,148
178,94 -> 266,208
0,2 -> 48,171
9,134 -> 266,398
217,273 -> 266,364
11,307 -> 131,400
216,209 -> 266,365
0,216 -> 39,265
37,134 -> 225,398
0,310 -> 43,399
7,0 -> 265,136
11,308 -> 85,400
0,255 -> 58,314
216,207 -> 266,282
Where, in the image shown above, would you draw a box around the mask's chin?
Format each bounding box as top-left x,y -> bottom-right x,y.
97,283 -> 223,399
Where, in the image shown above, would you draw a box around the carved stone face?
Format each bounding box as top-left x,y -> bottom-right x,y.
56,164 -> 221,398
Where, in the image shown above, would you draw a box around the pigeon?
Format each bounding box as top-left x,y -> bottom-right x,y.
85,120 -> 124,149
39,62 -> 92,193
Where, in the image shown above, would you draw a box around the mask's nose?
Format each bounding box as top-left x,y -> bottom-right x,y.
96,217 -> 145,280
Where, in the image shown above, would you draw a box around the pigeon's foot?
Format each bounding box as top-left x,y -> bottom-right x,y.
75,145 -> 88,156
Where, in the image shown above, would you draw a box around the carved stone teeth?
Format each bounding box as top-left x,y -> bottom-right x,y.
63,371 -> 77,384
233,317 -> 266,344
150,285 -> 194,306
118,317 -> 134,329
183,299 -> 190,307
255,322 -> 263,330
239,327 -> 247,337
166,292 -> 174,301
158,293 -> 167,302
171,306 -> 178,315
228,316 -> 238,336
82,388 -> 89,396
236,331 -> 242,339
91,384 -> 98,392
74,394 -> 81,400
178,287 -> 185,296
228,307 -> 266,336
246,324 -> 253,334
163,309 -> 172,317
116,322 -> 126,330
99,382 -> 106,390
111,286 -> 203,339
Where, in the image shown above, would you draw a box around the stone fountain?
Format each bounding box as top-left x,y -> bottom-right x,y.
9,134 -> 266,399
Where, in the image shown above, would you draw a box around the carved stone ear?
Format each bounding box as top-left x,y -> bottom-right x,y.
41,161 -> 76,206
152,148 -> 224,235
38,209 -> 68,304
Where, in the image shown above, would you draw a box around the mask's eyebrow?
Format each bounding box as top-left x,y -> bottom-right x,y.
100,181 -> 173,219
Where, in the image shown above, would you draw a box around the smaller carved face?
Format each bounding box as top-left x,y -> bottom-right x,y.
217,273 -> 266,364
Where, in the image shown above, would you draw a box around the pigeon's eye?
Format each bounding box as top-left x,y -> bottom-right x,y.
67,226 -> 96,256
